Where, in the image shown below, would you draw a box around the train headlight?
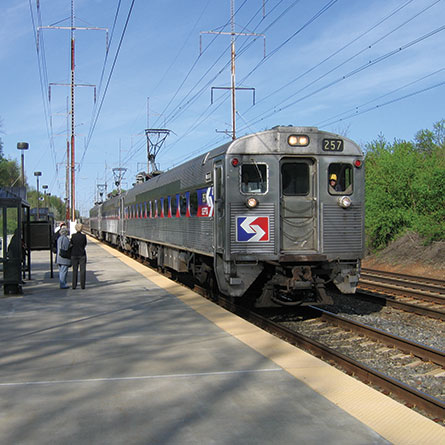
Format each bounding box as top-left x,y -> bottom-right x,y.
246,197 -> 258,209
337,196 -> 352,208
288,134 -> 309,147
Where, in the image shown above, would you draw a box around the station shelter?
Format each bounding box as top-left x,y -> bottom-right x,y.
0,187 -> 30,294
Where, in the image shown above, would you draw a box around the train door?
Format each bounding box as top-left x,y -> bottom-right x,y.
213,161 -> 225,254
280,158 -> 317,252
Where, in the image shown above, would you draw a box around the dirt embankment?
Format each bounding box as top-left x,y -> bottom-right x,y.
362,233 -> 445,280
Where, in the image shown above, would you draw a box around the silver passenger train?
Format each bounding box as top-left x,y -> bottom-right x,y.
90,126 -> 365,307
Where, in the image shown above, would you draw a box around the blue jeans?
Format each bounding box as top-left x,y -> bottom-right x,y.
59,264 -> 69,288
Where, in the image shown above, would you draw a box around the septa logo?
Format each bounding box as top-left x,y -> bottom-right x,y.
236,216 -> 269,242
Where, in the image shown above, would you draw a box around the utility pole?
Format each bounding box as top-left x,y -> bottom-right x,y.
38,0 -> 108,221
201,0 -> 265,140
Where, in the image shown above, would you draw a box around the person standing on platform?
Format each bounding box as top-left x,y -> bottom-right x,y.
56,227 -> 71,289
53,222 -> 66,253
70,223 -> 87,289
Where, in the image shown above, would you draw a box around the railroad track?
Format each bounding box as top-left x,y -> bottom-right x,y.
254,306 -> 445,421
209,295 -> 445,421
358,268 -> 445,321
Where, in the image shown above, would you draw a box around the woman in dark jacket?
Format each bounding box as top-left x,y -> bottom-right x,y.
56,227 -> 71,289
70,223 -> 87,289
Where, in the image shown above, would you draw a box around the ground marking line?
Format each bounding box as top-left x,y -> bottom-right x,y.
0,368 -> 283,387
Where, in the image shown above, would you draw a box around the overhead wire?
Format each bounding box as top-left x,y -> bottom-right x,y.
316,67 -> 445,127
160,0 -> 340,160
80,0 -> 136,169
316,69 -> 445,127
167,0 -> 442,164
238,22 -> 445,132
153,0 -> 251,129
237,0 -> 440,129
84,0 -> 123,150
28,0 -> 57,171
157,0 -> 286,158
248,0 -> 417,108
158,0 -> 286,129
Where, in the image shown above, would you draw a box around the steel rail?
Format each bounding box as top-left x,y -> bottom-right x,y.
360,272 -> 445,295
243,309 -> 445,420
356,290 -> 445,321
358,279 -> 445,304
309,306 -> 445,367
361,268 -> 445,289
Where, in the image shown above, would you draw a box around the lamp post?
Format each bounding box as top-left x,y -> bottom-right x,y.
34,171 -> 42,220
42,185 -> 48,209
17,142 -> 29,187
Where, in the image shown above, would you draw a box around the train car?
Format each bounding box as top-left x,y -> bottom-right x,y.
90,126 -> 365,307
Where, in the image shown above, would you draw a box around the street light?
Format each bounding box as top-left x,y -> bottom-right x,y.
42,185 -> 48,208
17,142 -> 29,187
34,171 -> 42,220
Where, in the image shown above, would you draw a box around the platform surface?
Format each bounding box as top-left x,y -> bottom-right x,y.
0,237 -> 442,444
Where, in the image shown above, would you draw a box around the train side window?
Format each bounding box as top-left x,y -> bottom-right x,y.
161,198 -> 167,218
180,194 -> 187,216
190,191 -> 198,216
171,195 -> 178,217
167,196 -> 172,217
282,163 -> 309,196
328,163 -> 353,195
240,163 -> 267,194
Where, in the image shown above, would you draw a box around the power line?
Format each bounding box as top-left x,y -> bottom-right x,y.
81,0 -> 137,168
161,0 -> 339,153
314,68 -> 445,127
249,0 -> 417,108
333,80 -> 445,127
238,23 -> 445,131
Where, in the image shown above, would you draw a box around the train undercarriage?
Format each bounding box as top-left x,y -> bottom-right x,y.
93,230 -> 360,308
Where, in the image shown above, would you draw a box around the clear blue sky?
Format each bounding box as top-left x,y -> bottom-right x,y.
1,0 -> 444,216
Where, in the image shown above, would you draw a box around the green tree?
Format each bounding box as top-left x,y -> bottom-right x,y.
0,116 -> 23,187
365,121 -> 445,249
0,157 -> 21,188
27,190 -> 66,221
0,116 -> 3,158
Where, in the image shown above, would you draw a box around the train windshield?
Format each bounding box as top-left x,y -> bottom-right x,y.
328,163 -> 353,195
241,164 -> 267,194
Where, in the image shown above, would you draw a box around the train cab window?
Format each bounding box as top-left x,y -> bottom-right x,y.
282,163 -> 309,196
240,163 -> 267,194
328,163 -> 353,195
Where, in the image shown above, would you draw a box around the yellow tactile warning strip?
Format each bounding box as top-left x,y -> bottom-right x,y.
94,238 -> 445,444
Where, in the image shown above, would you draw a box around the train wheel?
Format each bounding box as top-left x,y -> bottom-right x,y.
207,273 -> 218,301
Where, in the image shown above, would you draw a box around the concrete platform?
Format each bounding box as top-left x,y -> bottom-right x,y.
0,237 -> 442,444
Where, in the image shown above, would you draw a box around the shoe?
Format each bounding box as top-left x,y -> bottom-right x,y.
60,285 -> 69,289
72,286 -> 76,289
81,286 -> 85,289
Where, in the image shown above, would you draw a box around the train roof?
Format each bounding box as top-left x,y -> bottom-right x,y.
93,126 -> 362,207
